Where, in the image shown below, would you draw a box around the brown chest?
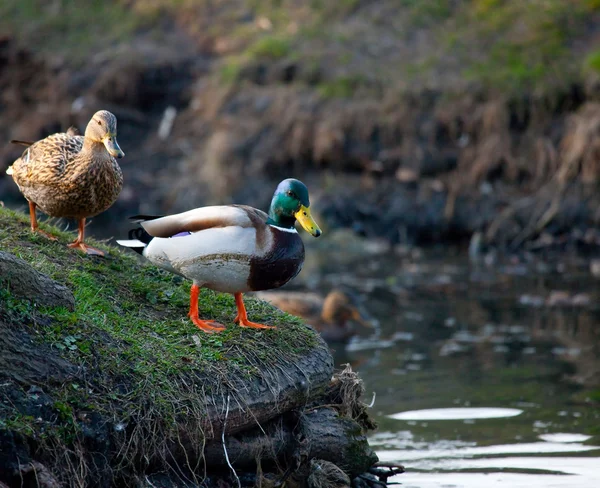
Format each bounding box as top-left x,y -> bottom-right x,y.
247,228 -> 305,291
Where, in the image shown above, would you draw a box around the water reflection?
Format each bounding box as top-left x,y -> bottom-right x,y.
388,407 -> 524,420
297,233 -> 600,487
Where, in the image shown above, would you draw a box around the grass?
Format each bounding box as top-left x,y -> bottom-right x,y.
248,35 -> 291,59
219,58 -> 244,83
0,206 -> 323,484
0,0 -> 140,63
5,0 -> 599,98
318,75 -> 366,99
446,0 -> 598,94
584,49 -> 600,73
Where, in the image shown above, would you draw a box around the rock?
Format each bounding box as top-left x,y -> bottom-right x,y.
0,317 -> 78,384
0,251 -> 75,310
571,293 -> 591,306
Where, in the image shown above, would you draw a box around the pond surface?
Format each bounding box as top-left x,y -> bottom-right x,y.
300,232 -> 600,488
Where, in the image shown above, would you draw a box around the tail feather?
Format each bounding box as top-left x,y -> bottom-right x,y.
129,226 -> 153,244
6,166 -> 13,175
129,214 -> 164,223
10,139 -> 34,147
116,237 -> 146,255
118,215 -> 164,255
117,226 -> 154,256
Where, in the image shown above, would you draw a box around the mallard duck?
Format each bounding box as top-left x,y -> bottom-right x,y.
6,110 -> 124,256
117,178 -> 322,333
254,289 -> 372,342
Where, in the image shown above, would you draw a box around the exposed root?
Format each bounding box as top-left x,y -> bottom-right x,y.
222,395 -> 241,488
324,364 -> 377,431
14,461 -> 61,488
307,459 -> 351,488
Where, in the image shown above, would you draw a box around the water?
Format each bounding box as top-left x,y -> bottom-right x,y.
47,217 -> 600,486
299,232 -> 600,488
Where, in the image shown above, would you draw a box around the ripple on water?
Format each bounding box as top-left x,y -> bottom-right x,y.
538,433 -> 593,443
388,464 -> 600,488
388,407 -> 524,421
375,441 -> 600,463
372,435 -> 600,488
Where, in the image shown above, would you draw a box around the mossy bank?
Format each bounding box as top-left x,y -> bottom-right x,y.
0,207 -> 377,486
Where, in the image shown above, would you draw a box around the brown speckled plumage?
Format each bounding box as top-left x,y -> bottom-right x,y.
8,116 -> 123,219
6,110 -> 124,255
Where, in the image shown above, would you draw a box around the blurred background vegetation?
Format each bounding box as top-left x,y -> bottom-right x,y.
2,0 -> 599,94
2,0 -> 600,248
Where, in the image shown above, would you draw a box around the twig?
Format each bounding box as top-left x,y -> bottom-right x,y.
367,391 -> 376,408
510,186 -> 563,249
222,394 -> 241,488
369,463 -> 405,484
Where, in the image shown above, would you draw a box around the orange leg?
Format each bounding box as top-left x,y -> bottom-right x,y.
189,284 -> 226,333
28,201 -> 57,240
234,293 -> 276,330
67,219 -> 104,256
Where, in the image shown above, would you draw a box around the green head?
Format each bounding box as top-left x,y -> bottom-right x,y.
267,178 -> 322,237
84,110 -> 124,159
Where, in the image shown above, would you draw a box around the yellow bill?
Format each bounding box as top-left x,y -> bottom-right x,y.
295,205 -> 322,237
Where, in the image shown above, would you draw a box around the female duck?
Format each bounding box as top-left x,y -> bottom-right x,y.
6,110 -> 124,255
254,289 -> 373,342
118,178 -> 321,333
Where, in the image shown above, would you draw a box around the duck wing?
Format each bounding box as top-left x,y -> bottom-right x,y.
8,133 -> 83,184
139,204 -> 269,237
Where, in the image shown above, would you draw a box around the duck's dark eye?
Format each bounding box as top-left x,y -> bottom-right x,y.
286,190 -> 294,197
97,120 -> 102,126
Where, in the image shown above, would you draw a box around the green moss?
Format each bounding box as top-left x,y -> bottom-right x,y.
0,206 -> 320,476
0,414 -> 37,438
0,0 -> 140,63
2,0 -> 598,99
586,0 -> 600,10
219,59 -> 243,83
318,75 -> 366,98
248,35 -> 291,60
449,0 -> 592,94
400,0 -> 453,27
584,49 -> 600,73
